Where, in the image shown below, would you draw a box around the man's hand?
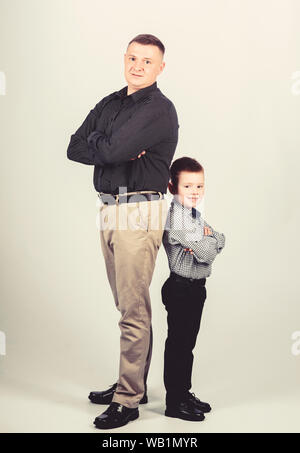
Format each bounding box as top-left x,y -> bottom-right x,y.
130,150 -> 146,160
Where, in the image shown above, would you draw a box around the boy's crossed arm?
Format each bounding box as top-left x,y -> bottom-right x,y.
167,222 -> 225,264
183,225 -> 213,255
203,220 -> 226,254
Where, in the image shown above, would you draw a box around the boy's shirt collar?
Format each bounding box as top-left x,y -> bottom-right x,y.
171,196 -> 202,220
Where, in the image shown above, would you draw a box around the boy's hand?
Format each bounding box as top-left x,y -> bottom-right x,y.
130,150 -> 146,160
204,226 -> 213,236
184,248 -> 194,254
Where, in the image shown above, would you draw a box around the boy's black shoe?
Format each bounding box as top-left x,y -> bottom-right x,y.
165,400 -> 205,421
93,402 -> 139,429
187,392 -> 212,413
88,382 -> 148,405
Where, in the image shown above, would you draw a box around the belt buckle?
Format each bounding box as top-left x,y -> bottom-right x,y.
98,192 -> 119,205
152,191 -> 162,201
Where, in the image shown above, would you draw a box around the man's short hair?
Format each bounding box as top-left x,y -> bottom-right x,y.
170,157 -> 204,192
127,34 -> 165,57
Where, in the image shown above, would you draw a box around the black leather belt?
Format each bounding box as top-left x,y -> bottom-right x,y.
98,191 -> 164,205
170,271 -> 206,286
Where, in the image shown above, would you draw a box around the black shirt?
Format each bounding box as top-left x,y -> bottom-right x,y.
67,81 -> 179,194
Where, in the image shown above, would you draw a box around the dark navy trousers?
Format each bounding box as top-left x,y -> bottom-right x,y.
161,271 -> 207,407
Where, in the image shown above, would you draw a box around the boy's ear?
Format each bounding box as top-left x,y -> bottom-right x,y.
168,181 -> 175,194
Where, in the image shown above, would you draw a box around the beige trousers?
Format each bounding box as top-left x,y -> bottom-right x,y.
99,196 -> 168,408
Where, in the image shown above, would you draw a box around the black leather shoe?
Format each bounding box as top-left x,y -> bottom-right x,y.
89,383 -> 117,405
93,402 -> 139,429
88,382 -> 148,405
186,392 -> 212,413
165,400 -> 205,421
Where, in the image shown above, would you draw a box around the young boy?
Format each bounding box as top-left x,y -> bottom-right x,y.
161,157 -> 225,422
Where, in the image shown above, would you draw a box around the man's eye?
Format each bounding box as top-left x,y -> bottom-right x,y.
145,61 -> 151,64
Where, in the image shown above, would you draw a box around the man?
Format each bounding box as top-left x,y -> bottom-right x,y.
67,34 -> 179,429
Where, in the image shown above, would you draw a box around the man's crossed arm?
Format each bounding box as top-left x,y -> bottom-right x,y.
67,97 -> 173,166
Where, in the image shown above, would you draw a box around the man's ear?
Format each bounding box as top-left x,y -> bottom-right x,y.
168,181 -> 175,194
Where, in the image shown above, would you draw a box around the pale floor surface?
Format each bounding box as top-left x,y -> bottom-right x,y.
0,376 -> 299,433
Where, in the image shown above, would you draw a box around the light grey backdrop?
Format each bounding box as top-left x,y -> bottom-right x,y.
1,0 -> 300,433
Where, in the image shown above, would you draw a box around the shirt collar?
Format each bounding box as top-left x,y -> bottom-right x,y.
115,81 -> 157,103
171,196 -> 201,220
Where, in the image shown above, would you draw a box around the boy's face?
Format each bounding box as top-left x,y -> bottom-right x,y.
173,170 -> 205,209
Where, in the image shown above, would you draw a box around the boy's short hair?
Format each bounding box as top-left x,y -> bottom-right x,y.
170,157 -> 204,193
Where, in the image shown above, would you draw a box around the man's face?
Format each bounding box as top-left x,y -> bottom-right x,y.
124,42 -> 165,91
173,171 -> 205,209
